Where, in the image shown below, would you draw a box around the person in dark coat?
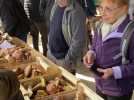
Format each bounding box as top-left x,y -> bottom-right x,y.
19,0 -> 24,6
39,0 -> 55,27
77,0 -> 96,46
0,0 -> 30,42
0,69 -> 24,100
47,0 -> 87,74
83,0 -> 134,100
24,0 -> 51,56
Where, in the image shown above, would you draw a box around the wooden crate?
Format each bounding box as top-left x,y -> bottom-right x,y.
36,57 -> 104,100
8,37 -> 104,100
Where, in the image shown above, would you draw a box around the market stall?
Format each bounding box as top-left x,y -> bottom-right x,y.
0,34 -> 103,100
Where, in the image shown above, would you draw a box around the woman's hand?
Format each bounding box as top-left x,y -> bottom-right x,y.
83,51 -> 95,68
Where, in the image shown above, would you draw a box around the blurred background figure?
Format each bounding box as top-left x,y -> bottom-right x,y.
84,0 -> 134,100
39,0 -> 55,29
19,0 -> 24,6
77,0 -> 96,17
77,0 -> 96,45
0,0 -> 30,42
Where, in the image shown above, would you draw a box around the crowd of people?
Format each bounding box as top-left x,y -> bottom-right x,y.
0,0 -> 134,100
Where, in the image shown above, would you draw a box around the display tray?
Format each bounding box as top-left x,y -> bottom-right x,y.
0,38 -> 36,67
0,47 -> 36,67
12,62 -> 83,100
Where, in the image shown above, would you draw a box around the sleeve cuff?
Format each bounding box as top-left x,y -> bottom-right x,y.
88,50 -> 96,59
112,66 -> 122,79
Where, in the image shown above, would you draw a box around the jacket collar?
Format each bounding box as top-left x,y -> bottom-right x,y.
64,0 -> 76,12
117,14 -> 131,33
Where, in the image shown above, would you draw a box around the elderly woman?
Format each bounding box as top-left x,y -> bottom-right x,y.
83,0 -> 134,100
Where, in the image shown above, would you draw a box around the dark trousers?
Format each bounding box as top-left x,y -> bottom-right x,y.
96,89 -> 132,100
9,32 -> 28,42
0,69 -> 24,100
17,33 -> 27,42
30,21 -> 48,56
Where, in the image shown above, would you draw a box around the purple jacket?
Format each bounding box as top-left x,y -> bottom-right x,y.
92,15 -> 134,96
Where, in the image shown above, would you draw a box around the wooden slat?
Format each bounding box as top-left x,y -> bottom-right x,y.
20,85 -> 30,100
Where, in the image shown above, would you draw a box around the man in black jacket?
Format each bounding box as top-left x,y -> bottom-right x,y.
0,0 -> 30,42
24,0 -> 51,56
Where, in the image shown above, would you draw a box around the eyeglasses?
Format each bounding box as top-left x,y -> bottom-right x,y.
98,6 -> 121,14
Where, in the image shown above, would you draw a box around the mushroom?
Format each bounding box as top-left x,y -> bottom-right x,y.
11,49 -> 23,61
46,81 -> 59,95
24,65 -> 32,77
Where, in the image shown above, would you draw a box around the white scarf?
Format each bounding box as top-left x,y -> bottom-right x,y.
101,14 -> 127,40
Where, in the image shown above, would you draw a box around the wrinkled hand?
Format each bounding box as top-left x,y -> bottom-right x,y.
83,51 -> 95,69
97,68 -> 113,79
